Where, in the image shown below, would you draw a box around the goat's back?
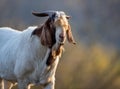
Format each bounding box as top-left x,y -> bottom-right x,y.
0,27 -> 21,48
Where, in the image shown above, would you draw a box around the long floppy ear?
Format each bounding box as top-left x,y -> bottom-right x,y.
67,24 -> 76,44
40,28 -> 52,47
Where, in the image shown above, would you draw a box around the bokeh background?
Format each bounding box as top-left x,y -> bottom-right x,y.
0,0 -> 120,89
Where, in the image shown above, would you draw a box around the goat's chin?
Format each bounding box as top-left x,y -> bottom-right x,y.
57,39 -> 65,45
59,42 -> 64,45
52,42 -> 64,51
57,40 -> 65,45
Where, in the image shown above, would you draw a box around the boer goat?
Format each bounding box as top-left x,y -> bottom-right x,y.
0,11 -> 76,89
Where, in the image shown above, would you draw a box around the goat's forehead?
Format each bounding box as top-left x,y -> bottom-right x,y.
55,11 -> 66,17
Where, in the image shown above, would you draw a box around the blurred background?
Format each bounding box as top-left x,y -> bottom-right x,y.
0,0 -> 120,89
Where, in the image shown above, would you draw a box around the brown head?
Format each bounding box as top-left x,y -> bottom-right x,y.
32,10 -> 76,48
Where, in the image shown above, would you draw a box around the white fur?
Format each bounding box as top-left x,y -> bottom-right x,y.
0,27 -> 60,89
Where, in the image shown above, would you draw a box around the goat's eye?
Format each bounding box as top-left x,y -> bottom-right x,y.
52,14 -> 56,18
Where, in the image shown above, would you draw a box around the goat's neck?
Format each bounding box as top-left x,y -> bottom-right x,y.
46,44 -> 63,66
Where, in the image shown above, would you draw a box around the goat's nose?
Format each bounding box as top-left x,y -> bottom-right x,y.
59,33 -> 65,39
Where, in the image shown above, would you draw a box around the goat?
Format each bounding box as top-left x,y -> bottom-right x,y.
0,10 -> 76,89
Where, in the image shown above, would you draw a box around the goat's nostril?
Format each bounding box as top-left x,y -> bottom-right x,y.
59,34 -> 65,39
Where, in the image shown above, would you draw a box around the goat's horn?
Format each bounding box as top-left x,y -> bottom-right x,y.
32,12 -> 49,17
32,10 -> 57,17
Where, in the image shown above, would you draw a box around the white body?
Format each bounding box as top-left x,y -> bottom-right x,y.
0,27 -> 59,89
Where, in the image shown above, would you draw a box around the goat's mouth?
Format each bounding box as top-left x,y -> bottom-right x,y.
59,42 -> 64,45
59,39 -> 65,45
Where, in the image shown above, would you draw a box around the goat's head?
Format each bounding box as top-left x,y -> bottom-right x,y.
32,10 -> 76,48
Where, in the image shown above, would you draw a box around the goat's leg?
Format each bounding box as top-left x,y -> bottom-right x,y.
44,81 -> 55,89
0,79 -> 4,89
17,79 -> 29,89
3,80 -> 13,89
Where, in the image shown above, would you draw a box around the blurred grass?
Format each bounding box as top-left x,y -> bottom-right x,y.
55,42 -> 120,89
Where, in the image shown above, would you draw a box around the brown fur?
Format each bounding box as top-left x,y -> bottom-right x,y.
46,45 -> 63,66
67,24 -> 76,44
32,18 -> 56,48
40,25 -> 53,47
32,26 -> 43,37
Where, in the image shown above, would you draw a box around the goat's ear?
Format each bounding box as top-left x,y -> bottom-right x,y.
32,27 -> 42,36
67,24 -> 76,45
66,15 -> 71,19
40,29 -> 52,47
32,12 -> 49,17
